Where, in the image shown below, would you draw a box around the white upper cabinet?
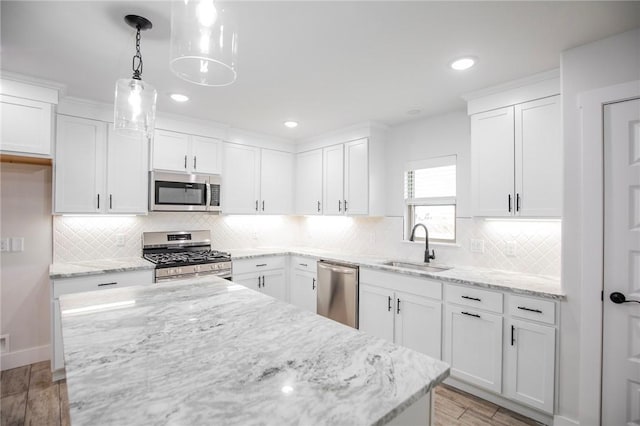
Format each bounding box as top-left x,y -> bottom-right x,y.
321,138 -> 369,216
323,144 -> 345,215
295,149 -> 323,215
55,115 -> 148,215
261,149 -> 293,214
0,80 -> 58,157
152,129 -> 222,174
470,91 -> 561,217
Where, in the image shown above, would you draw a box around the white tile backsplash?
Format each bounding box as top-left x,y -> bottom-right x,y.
54,214 -> 560,277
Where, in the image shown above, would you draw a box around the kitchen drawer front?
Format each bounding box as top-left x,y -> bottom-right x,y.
507,295 -> 556,325
360,268 -> 442,300
232,256 -> 285,275
53,270 -> 153,298
446,284 -> 503,313
291,256 -> 317,273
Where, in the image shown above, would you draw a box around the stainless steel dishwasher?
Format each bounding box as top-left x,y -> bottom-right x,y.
316,260 -> 359,329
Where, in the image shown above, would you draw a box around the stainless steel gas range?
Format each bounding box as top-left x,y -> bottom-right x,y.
142,230 -> 231,283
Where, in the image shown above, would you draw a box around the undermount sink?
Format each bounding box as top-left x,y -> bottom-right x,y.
381,261 -> 451,273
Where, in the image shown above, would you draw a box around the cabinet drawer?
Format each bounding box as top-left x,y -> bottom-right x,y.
232,256 -> 285,275
507,295 -> 556,325
360,268 -> 442,300
53,270 -> 153,298
446,285 -> 503,313
291,256 -> 317,273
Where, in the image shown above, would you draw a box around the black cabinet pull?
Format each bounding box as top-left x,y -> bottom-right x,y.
262,276 -> 265,287
396,298 -> 401,314
193,156 -> 197,170
338,200 -> 342,212
262,200 -> 265,211
184,155 -> 187,169
462,295 -> 481,302
517,306 -> 542,314
461,311 -> 480,318
511,325 -> 515,346
97,194 -> 100,209
344,200 -> 348,211
516,193 -> 521,212
508,194 -> 512,212
109,194 -> 113,209
317,201 -> 321,212
387,296 -> 392,312
299,263 -> 308,267
257,276 -> 261,288
256,263 -> 267,267
255,200 -> 258,211
98,282 -> 117,287
312,278 -> 316,290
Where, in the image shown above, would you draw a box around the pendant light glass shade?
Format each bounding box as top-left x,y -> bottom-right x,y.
114,78 -> 157,138
170,0 -> 238,86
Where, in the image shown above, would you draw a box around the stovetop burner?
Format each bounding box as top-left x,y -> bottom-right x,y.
144,250 -> 231,268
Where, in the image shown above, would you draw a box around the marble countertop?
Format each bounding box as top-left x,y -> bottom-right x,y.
49,257 -> 155,280
60,276 -> 450,426
229,248 -> 564,300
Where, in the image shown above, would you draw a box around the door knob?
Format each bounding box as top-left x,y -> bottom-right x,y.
610,292 -> 640,304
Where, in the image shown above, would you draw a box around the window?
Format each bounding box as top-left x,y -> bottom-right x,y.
404,155 -> 456,242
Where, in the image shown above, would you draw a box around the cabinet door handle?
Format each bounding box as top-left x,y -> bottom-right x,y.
516,193 -> 521,212
317,201 -> 321,212
508,194 -> 512,212
98,282 -> 118,287
344,200 -> 348,211
262,200 -> 265,211
461,311 -> 480,318
97,194 -> 100,209
299,263 -> 308,267
257,276 -> 261,288
461,295 -> 481,302
262,276 -> 265,287
338,200 -> 342,212
184,155 -> 187,169
256,264 -> 267,267
388,296 -> 392,312
312,278 -> 316,290
193,156 -> 197,170
517,306 -> 543,314
396,298 -> 401,314
255,200 -> 259,211
109,194 -> 113,209
511,325 -> 515,346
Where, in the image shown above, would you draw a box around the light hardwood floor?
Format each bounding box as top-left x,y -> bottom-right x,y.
1,362 -> 541,425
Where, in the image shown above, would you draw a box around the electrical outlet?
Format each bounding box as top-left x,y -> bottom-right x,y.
470,239 -> 485,253
505,241 -> 517,257
10,237 -> 24,252
116,234 -> 126,247
0,238 -> 9,252
0,334 -> 9,353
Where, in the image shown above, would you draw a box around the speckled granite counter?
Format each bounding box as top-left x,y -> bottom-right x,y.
49,257 -> 155,279
229,248 -> 564,300
60,276 -> 450,425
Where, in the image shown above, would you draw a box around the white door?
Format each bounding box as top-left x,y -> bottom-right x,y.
344,138 -> 369,215
359,283 -> 394,342
54,115 -> 106,213
444,305 -> 503,393
261,149 -> 293,214
515,95 -> 562,217
295,149 -> 323,215
261,269 -> 287,301
504,319 -> 555,413
323,144 -> 344,215
191,136 -> 222,174
395,291 -> 442,360
290,269 -> 317,313
0,95 -> 52,156
152,129 -> 190,172
106,127 -> 148,214
471,106 -> 515,217
602,98 -> 640,426
222,143 -> 261,214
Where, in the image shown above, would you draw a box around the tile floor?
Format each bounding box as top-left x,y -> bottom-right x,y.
1,362 -> 541,426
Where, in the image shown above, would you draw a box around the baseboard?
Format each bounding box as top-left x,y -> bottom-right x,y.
553,415 -> 580,426
1,345 -> 50,371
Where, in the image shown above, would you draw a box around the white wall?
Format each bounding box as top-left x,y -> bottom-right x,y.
0,163 -> 52,370
559,27 -> 640,425
384,110 -> 471,217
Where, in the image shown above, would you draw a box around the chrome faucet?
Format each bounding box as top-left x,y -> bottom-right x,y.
409,223 -> 436,263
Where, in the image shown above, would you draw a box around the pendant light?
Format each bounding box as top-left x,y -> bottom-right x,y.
170,0 -> 238,86
114,15 -> 157,138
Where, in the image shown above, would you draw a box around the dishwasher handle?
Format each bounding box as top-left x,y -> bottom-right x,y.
317,262 -> 357,275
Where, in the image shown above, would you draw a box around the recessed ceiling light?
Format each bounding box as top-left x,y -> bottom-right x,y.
170,93 -> 189,102
283,121 -> 298,128
450,57 -> 476,71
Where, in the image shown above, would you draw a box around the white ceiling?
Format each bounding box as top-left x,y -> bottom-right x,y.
2,1 -> 639,140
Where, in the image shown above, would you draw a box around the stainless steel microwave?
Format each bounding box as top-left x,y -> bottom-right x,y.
149,171 -> 221,212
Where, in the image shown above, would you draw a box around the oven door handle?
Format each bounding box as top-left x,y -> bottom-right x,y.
205,183 -> 212,211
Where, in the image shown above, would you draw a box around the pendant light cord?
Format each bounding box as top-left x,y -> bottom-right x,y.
132,26 -> 143,80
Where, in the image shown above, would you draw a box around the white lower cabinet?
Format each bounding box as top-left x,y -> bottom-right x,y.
233,256 -> 287,301
443,304 -> 503,393
51,269 -> 153,378
359,269 -> 442,360
289,257 -> 317,313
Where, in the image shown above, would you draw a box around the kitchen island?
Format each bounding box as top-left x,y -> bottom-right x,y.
59,276 -> 449,425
